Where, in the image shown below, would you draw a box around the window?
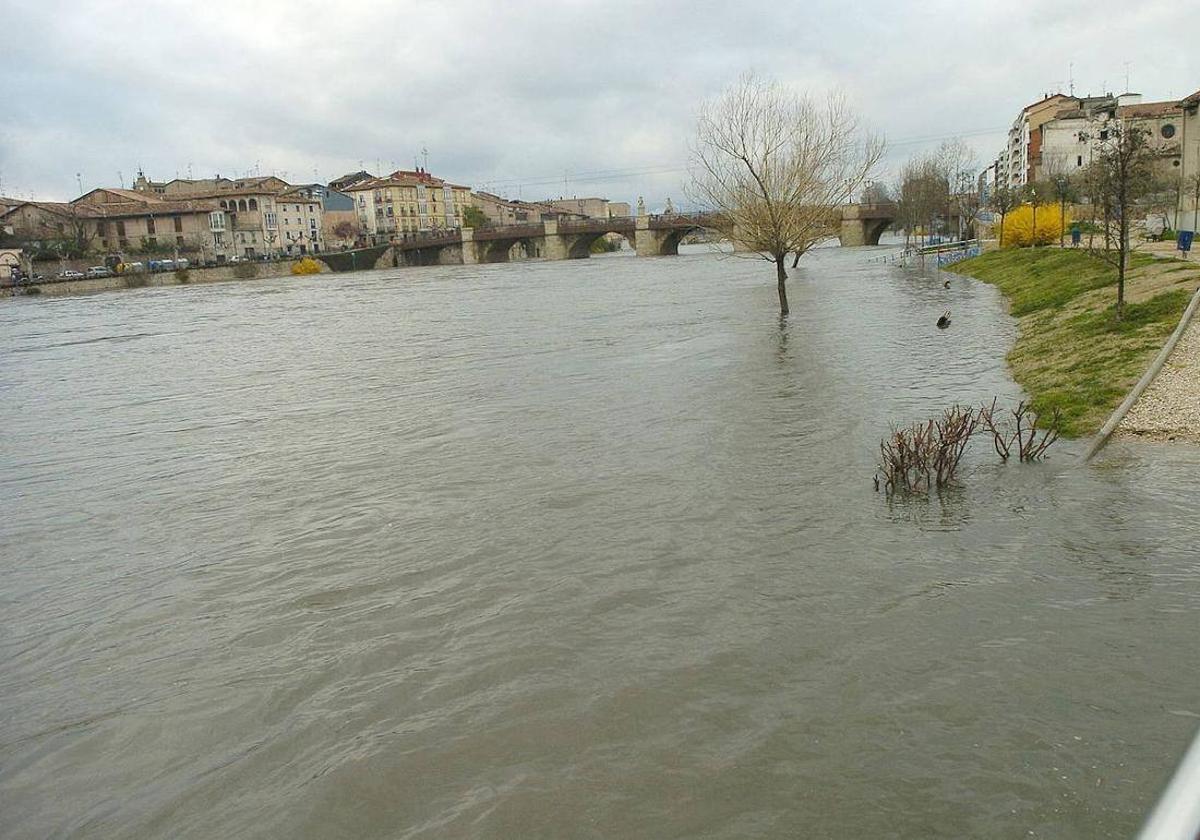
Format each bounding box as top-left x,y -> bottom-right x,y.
96,221 -> 108,235
209,211 -> 225,232
1162,124 -> 1176,139
1099,130 -> 1108,140
176,235 -> 184,246
146,217 -> 156,234
1077,155 -> 1083,167
248,198 -> 258,211
148,236 -> 157,247
116,221 -> 126,236
173,215 -> 182,232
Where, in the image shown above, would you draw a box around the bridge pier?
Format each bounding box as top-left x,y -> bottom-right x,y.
633,214 -> 689,256
460,227 -> 479,265
541,220 -> 575,261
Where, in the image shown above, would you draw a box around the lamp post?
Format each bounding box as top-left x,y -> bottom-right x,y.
1030,187 -> 1038,247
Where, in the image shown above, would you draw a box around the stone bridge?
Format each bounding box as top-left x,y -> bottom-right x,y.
322,204 -> 896,270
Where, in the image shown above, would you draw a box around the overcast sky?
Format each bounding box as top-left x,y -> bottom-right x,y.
2,0 -> 1195,208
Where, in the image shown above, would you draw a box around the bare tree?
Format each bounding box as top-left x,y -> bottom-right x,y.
897,155 -> 947,246
861,181 -> 892,204
936,138 -> 980,240
689,74 -> 884,316
989,184 -> 1020,247
1049,175 -> 1076,247
1086,124 -> 1157,315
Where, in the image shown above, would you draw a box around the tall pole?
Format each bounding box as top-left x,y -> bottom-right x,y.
1031,188 -> 1037,247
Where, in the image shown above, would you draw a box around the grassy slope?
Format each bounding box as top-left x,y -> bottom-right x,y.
952,248 -> 1200,437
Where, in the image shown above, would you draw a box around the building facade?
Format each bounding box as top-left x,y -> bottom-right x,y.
345,169 -> 471,242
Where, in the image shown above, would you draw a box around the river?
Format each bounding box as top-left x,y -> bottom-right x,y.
1,245 -> 1198,839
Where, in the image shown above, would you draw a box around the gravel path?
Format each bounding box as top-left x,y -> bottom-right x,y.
1120,310 -> 1200,442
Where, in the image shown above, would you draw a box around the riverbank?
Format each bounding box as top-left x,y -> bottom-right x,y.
1,259 -> 329,299
1119,306 -> 1200,442
952,248 -> 1200,437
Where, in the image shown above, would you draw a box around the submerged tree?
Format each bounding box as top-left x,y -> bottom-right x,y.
689,74 -> 884,316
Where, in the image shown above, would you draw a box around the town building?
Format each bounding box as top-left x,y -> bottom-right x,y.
2,190 -> 217,259
274,188 -> 325,255
1032,93 -> 1187,184
344,169 -> 471,242
545,197 -> 611,219
130,172 -> 326,257
1177,88 -> 1200,231
469,192 -> 585,225
1001,93 -> 1073,187
327,170 -> 375,193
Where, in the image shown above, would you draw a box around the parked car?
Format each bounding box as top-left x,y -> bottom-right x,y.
85,266 -> 112,278
57,269 -> 85,280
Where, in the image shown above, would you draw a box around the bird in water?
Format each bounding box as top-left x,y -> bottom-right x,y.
943,279 -> 951,289
937,311 -> 952,329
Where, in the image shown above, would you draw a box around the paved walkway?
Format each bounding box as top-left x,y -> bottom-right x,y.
1120,313 -> 1200,442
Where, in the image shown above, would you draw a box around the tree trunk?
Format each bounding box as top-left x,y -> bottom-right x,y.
791,250 -> 800,269
998,212 -> 1005,247
775,256 -> 789,316
1117,215 -> 1128,317
1059,198 -> 1066,248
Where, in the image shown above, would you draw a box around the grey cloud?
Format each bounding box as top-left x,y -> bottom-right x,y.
1,0 -> 1195,207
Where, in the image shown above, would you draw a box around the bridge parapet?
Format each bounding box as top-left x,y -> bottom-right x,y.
557,217 -> 637,235
471,223 -> 543,242
646,212 -> 720,230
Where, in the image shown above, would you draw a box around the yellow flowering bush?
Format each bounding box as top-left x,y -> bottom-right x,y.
291,257 -> 322,275
1001,204 -> 1068,247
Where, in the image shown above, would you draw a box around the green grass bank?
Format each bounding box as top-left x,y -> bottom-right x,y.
951,248 -> 1200,437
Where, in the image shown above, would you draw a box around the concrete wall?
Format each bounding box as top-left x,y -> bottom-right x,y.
2,259 -> 328,300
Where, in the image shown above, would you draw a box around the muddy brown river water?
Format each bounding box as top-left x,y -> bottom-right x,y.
2,246 -> 1198,838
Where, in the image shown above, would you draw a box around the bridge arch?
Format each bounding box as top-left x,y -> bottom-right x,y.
565,230 -> 631,259
479,237 -> 539,263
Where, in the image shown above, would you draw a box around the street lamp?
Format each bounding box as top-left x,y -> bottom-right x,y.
1030,187 -> 1038,247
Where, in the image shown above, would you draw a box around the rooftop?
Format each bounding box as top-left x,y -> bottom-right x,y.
1116,100 -> 1182,119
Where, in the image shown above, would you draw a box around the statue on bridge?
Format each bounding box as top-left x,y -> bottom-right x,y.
664,197 -> 675,215
637,196 -> 646,217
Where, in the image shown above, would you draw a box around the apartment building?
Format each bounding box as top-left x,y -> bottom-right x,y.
470,192 -> 585,225
344,169 -> 471,241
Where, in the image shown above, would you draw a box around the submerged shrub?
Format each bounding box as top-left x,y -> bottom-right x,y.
876,398 -> 1060,496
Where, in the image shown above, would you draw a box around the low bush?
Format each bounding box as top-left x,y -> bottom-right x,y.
1001,203 -> 1067,247
291,257 -> 322,275
232,261 -> 260,279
